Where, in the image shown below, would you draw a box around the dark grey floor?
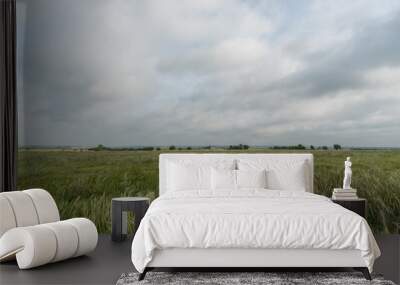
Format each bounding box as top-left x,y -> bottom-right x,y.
1,234 -> 399,285
0,235 -> 133,285
374,234 -> 400,284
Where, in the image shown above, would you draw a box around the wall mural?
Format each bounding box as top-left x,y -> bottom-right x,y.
16,0 -> 400,233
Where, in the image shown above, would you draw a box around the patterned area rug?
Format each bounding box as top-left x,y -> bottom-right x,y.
116,272 -> 395,285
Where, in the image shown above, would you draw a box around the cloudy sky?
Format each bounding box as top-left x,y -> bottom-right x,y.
17,0 -> 400,147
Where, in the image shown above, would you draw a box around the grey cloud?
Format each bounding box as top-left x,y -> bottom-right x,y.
264,11 -> 400,98
17,0 -> 400,147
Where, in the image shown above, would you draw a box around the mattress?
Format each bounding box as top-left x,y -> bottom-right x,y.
131,190 -> 380,273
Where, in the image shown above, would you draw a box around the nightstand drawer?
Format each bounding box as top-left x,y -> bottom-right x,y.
332,199 -> 366,218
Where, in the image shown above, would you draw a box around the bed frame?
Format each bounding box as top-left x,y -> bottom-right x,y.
139,154 -> 371,280
140,248 -> 370,280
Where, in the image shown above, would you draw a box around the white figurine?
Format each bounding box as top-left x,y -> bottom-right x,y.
343,157 -> 352,189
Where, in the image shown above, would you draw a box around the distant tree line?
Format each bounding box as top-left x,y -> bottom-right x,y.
272,144 -> 306,150
168,146 -> 191,150
273,144 -> 341,150
89,144 -> 159,151
228,144 -> 249,150
88,144 -> 112,151
89,143 -> 342,152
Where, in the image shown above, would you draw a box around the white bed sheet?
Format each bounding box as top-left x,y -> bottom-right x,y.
131,190 -> 380,273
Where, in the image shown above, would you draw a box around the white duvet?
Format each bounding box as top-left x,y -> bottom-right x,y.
131,190 -> 380,273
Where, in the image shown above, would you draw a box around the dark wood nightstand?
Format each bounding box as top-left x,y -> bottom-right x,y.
332,198 -> 366,218
111,197 -> 150,242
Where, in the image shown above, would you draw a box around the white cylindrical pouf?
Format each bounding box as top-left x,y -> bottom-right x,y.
0,196 -> 17,237
0,191 -> 39,227
42,221 -> 79,262
23,189 -> 60,224
0,226 -> 57,269
65,218 -> 98,257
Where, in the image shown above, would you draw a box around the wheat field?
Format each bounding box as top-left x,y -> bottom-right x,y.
17,149 -> 400,234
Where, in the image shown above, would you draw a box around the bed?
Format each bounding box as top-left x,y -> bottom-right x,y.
131,153 -> 380,280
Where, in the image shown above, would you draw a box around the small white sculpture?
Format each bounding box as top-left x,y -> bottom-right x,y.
343,157 -> 352,189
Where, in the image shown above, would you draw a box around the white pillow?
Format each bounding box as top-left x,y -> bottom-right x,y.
266,161 -> 307,191
167,162 -> 211,191
238,159 -> 308,191
237,169 -> 267,189
211,168 -> 236,190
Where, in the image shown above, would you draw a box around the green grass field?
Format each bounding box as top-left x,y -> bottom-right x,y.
17,149 -> 400,234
